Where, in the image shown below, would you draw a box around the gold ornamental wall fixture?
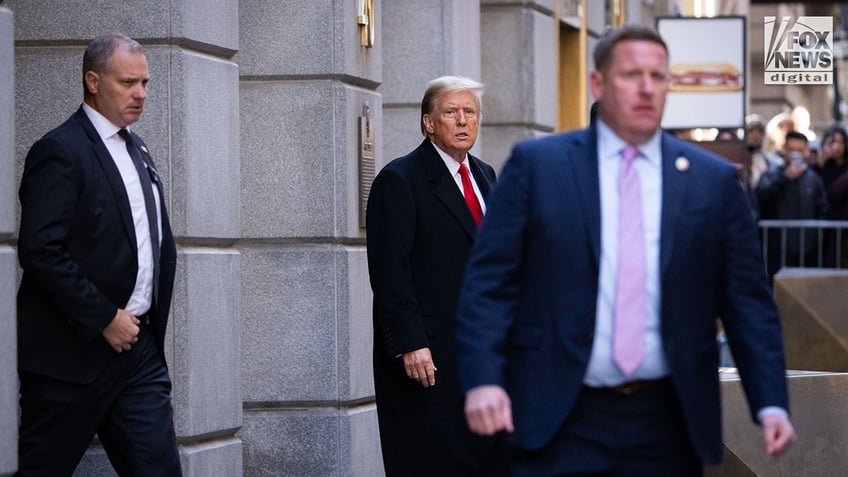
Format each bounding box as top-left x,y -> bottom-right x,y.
357,0 -> 375,47
359,102 -> 376,227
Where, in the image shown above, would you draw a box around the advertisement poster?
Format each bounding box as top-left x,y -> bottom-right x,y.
657,16 -> 746,129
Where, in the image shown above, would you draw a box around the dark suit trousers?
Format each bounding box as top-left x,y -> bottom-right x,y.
511,381 -> 702,477
17,325 -> 181,477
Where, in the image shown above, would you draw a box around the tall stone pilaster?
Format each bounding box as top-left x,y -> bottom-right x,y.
382,1 -> 482,164
480,0 -> 557,170
0,5 -> 18,476
236,0 -> 382,475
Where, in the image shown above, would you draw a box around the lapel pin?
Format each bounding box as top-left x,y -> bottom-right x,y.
140,145 -> 149,154
675,156 -> 690,171
147,163 -> 160,184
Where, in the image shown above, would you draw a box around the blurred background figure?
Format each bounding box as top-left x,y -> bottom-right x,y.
716,128 -> 740,141
766,112 -> 795,155
808,138 -> 820,165
812,125 -> 848,189
811,125 -> 848,267
668,128 -> 693,140
744,114 -> 782,219
825,167 -> 848,268
791,106 -> 817,142
757,131 -> 829,279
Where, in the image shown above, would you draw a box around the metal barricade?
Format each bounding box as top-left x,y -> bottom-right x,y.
758,219 -> 848,270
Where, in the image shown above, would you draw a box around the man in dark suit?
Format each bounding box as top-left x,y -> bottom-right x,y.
366,76 -> 508,476
457,24 -> 795,476
16,34 -> 181,476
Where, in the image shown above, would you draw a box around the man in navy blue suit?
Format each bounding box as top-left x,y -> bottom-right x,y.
17,34 -> 180,476
456,24 -> 795,476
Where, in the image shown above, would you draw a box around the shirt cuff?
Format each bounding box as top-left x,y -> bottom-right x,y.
757,406 -> 788,423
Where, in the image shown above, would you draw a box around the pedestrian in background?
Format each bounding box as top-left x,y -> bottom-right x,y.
757,130 -> 829,277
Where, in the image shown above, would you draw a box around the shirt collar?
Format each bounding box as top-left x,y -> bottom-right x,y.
430,139 -> 469,175
82,103 -> 125,141
596,119 -> 662,167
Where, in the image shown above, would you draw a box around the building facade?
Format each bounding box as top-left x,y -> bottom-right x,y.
1,1 -> 841,476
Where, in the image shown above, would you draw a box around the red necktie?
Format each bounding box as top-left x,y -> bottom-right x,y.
459,162 -> 483,225
613,146 -> 646,376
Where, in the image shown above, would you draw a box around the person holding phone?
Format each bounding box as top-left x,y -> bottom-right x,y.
757,130 -> 829,279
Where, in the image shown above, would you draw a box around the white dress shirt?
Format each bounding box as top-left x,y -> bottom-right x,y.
82,104 -> 161,316
583,120 -> 670,386
431,140 -> 486,214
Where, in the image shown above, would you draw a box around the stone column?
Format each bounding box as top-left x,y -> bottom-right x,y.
236,0 -> 382,475
479,0 -> 557,170
8,1 -> 242,475
382,0 -> 482,163
0,5 -> 18,476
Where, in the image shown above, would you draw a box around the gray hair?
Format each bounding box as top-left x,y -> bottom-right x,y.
420,75 -> 484,136
82,33 -> 144,96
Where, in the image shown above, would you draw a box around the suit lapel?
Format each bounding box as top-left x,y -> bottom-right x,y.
74,109 -> 139,252
133,133 -> 166,214
571,128 -> 602,266
468,155 -> 493,199
660,134 -> 688,276
420,141 -> 479,239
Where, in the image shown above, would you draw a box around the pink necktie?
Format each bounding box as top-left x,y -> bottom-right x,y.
614,146 -> 646,376
459,162 -> 483,225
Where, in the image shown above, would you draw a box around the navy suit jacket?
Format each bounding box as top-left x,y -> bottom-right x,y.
456,126 -> 789,464
17,107 -> 177,384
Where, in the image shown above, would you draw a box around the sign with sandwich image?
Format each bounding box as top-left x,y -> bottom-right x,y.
657,16 -> 745,130
669,62 -> 743,93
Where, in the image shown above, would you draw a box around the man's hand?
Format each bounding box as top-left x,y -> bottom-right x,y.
402,347 -> 437,387
784,161 -> 807,180
762,413 -> 796,457
102,308 -> 140,353
465,385 -> 514,435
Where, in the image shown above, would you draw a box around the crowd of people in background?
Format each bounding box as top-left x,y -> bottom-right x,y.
743,109 -> 848,276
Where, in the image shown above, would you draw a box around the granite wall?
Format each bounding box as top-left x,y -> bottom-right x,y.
0,6 -> 18,475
